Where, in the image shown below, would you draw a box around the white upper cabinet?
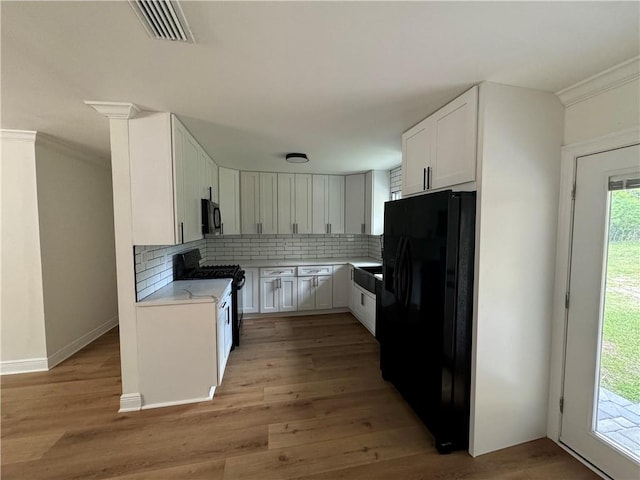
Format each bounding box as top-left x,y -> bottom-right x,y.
345,174 -> 366,234
240,171 -> 259,234
402,86 -> 478,197
402,119 -> 434,197
241,172 -> 277,234
129,112 -> 204,245
277,173 -> 312,234
345,171 -> 389,235
364,170 -> 390,235
218,167 -> 240,235
259,173 -> 278,234
432,86 -> 478,189
201,149 -> 218,204
328,176 -> 345,234
294,174 -> 312,234
182,132 -> 202,243
312,175 -> 345,234
312,175 -> 328,234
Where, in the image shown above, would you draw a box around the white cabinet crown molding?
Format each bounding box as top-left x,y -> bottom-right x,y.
84,101 -> 141,119
556,56 -> 640,107
0,129 -> 37,142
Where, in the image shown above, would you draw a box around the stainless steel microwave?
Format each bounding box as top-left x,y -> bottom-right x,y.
202,199 -> 222,235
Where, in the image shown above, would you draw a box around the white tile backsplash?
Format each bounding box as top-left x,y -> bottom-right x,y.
133,239 -> 206,301
368,235 -> 383,261
390,165 -> 402,198
205,234 -> 376,263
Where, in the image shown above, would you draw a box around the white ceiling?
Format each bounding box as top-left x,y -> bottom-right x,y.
2,1 -> 639,174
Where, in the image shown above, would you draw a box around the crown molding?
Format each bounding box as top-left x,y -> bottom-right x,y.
0,130 -> 37,143
84,101 -> 140,120
36,134 -> 110,170
556,56 -> 640,107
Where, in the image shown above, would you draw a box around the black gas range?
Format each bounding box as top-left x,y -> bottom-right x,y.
174,249 -> 245,348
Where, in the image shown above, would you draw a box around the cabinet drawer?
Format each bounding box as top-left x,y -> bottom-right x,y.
260,267 -> 297,277
298,265 -> 333,276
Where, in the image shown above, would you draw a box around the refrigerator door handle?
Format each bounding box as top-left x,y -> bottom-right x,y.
393,236 -> 407,304
401,240 -> 412,308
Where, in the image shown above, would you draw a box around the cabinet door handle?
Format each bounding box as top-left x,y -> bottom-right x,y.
427,166 -> 432,190
361,293 -> 364,306
423,168 -> 427,190
221,223 -> 224,235
361,223 -> 365,234
209,186 -> 212,201
329,223 -> 332,234
180,222 -> 184,243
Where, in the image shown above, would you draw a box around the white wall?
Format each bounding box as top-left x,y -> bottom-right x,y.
470,83 -> 564,456
34,139 -> 118,364
564,78 -> 639,145
0,132 -> 48,368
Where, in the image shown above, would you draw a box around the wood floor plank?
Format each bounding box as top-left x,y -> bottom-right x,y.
1,315 -> 599,480
268,403 -> 418,449
0,431 -> 65,463
104,458 -> 226,480
263,374 -> 387,403
224,426 -> 432,480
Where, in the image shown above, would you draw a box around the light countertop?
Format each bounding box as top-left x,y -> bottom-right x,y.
237,257 -> 382,268
137,279 -> 232,307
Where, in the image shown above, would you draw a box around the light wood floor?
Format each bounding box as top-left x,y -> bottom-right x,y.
2,313 -> 598,479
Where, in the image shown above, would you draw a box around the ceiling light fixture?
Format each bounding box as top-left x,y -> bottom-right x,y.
285,153 -> 309,164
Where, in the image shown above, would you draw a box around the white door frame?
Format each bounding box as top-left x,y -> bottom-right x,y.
547,127 -> 640,450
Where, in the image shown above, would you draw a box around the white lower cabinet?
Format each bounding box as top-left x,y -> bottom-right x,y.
332,264 -> 349,308
216,287 -> 233,383
249,263 -> 367,315
279,277 -> 298,312
240,267 -> 259,314
297,265 -> 333,311
351,283 -> 376,335
298,275 -> 333,311
348,265 -> 355,311
259,273 -> 298,313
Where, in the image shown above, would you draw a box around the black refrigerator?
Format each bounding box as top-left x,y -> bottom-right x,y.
378,190 -> 475,453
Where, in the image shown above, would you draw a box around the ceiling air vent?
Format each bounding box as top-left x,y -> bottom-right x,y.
128,0 -> 195,43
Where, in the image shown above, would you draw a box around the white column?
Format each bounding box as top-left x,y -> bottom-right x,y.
85,101 -> 142,412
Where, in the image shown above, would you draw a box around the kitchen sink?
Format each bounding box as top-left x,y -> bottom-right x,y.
353,265 -> 382,294
357,265 -> 383,275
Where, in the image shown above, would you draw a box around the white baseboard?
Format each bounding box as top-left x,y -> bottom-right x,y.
244,307 -> 349,319
119,393 -> 143,412
140,392 -> 215,410
0,357 -> 49,375
47,315 -> 118,369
